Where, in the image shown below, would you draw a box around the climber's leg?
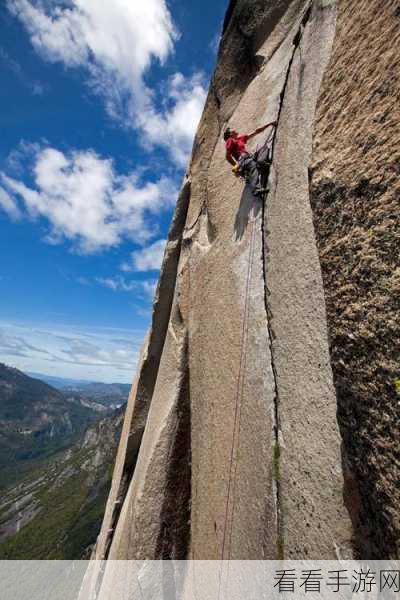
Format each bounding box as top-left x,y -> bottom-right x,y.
239,154 -> 266,197
254,145 -> 272,191
255,143 -> 269,165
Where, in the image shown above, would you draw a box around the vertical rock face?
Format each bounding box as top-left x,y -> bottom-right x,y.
90,0 -> 395,563
311,0 -> 400,558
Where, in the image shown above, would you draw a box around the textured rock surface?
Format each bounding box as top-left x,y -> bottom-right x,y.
88,0 -> 363,566
310,0 -> 400,558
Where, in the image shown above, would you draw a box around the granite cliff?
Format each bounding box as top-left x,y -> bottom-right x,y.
90,0 -> 399,563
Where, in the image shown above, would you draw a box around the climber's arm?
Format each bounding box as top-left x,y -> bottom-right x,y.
226,152 -> 240,176
226,152 -> 238,167
247,121 -> 277,140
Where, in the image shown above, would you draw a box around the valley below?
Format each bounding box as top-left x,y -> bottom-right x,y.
0,364 -> 126,558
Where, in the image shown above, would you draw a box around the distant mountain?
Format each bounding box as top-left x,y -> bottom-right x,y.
62,382 -> 130,408
0,408 -> 124,559
0,364 -> 101,488
27,373 -> 93,389
28,372 -> 131,408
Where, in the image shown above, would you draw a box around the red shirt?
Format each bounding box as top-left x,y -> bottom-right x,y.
225,134 -> 249,163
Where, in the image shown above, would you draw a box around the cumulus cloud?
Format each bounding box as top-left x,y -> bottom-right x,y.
0,145 -> 178,253
138,73 -> 207,167
0,187 -> 21,220
121,239 -> 166,272
7,0 -> 206,166
6,141 -> 42,175
7,0 -> 176,77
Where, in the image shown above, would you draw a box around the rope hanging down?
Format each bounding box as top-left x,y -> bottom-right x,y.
217,0 -> 314,568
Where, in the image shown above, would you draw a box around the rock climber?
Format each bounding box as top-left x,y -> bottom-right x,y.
224,122 -> 276,197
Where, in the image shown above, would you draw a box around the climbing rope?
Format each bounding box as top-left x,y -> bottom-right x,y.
218,0 -> 314,573
220,212 -> 257,561
225,215 -> 257,562
217,213 -> 257,600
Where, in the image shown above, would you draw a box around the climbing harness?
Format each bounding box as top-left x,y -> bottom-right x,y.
234,124 -> 276,197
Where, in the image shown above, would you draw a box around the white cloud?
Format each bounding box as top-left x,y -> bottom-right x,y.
0,328 -> 52,358
138,73 -> 207,167
96,276 -> 135,293
8,0 -> 206,166
209,31 -> 221,55
95,276 -> 157,300
6,141 -> 42,175
7,0 -> 177,78
0,187 -> 21,220
141,280 -> 158,300
0,321 -> 145,382
122,239 -> 166,272
0,146 -> 178,253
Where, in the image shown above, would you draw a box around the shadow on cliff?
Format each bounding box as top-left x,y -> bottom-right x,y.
234,185 -> 263,240
155,334 -> 192,560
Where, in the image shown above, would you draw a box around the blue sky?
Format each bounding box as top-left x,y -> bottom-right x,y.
0,0 -> 227,382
